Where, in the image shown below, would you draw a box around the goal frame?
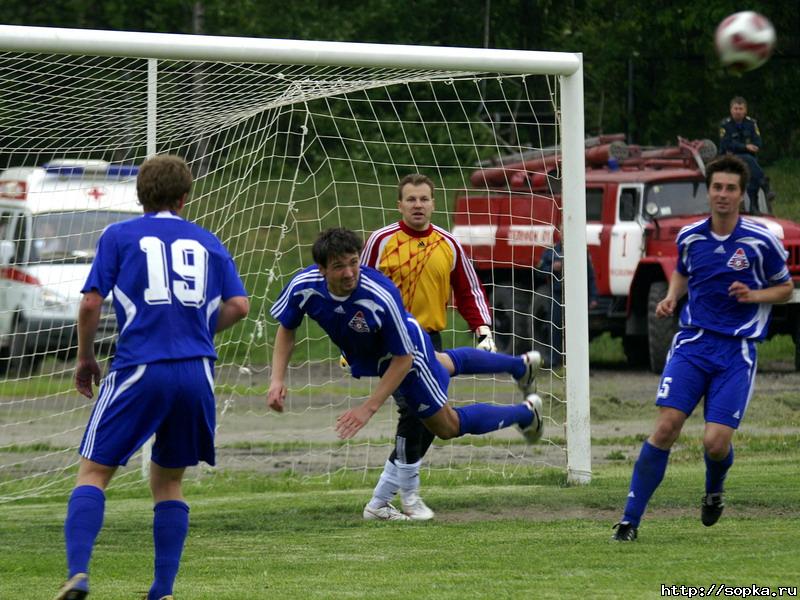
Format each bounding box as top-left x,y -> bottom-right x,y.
0,24 -> 591,484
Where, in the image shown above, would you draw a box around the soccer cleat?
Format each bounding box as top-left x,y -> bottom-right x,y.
611,521 -> 638,541
701,492 -> 725,527
401,493 -> 435,521
54,573 -> 89,600
363,502 -> 411,521
518,393 -> 544,444
516,350 -> 541,395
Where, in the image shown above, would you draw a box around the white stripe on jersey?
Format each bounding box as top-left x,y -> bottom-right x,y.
270,270 -> 324,318
433,224 -> 492,326
113,285 -> 137,335
676,218 -> 707,240
736,236 -> 769,287
741,218 -> 788,260
734,303 -> 771,338
679,233 -> 707,273
361,273 -> 415,354
361,223 -> 400,264
206,295 -> 221,331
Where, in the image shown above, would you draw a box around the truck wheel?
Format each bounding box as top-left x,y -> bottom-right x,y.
492,287 -> 532,355
622,335 -> 650,369
647,281 -> 679,373
0,318 -> 43,376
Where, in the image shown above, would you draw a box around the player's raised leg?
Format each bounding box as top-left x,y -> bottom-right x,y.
438,347 -> 541,394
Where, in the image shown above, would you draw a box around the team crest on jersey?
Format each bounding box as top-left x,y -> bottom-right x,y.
348,310 -> 370,333
727,248 -> 750,271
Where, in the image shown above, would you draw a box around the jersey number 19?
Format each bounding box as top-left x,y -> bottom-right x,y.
139,237 -> 208,307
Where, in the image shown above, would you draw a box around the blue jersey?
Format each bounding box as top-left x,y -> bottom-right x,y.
675,217 -> 789,340
82,211 -> 247,369
270,264 -> 415,378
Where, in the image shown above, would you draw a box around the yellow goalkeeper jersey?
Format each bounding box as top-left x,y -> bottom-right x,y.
361,221 -> 491,333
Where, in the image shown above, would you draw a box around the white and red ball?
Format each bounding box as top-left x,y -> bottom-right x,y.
714,11 -> 776,72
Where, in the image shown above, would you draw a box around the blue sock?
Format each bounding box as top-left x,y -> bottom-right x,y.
149,500 -> 190,600
64,485 -> 105,581
445,347 -> 525,378
705,445 -> 734,494
454,403 -> 533,436
622,441 -> 670,527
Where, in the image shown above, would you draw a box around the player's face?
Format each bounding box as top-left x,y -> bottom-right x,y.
398,183 -> 434,231
708,171 -> 744,217
320,252 -> 360,296
730,102 -> 747,122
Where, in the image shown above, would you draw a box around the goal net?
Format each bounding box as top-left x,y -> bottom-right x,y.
0,26 -> 589,503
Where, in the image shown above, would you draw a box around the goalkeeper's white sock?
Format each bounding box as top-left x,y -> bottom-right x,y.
367,459 -> 400,508
395,459 -> 423,502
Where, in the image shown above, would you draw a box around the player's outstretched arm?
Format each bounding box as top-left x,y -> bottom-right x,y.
75,291 -> 103,399
268,325 -> 296,413
215,296 -> 250,333
335,353 -> 413,439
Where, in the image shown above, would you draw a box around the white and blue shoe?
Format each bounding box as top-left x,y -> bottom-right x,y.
518,393 -> 544,444
516,350 -> 541,395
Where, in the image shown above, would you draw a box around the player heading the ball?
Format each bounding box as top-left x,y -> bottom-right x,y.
268,228 -> 543,469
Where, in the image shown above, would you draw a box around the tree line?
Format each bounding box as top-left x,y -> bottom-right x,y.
3,0 -> 799,161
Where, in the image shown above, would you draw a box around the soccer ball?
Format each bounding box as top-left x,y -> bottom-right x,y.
714,11 -> 776,72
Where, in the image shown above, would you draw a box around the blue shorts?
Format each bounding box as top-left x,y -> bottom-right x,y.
79,358 -> 217,468
655,328 -> 757,429
395,317 -> 450,419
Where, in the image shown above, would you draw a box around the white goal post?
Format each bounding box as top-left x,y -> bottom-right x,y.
0,25 -> 589,501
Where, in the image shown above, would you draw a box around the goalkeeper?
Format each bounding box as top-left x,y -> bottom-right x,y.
268,228 -> 542,520
356,174 -> 499,521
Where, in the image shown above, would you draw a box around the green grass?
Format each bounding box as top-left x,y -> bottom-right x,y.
2,444 -> 798,599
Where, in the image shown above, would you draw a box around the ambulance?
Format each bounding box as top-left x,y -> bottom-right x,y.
0,160 -> 141,373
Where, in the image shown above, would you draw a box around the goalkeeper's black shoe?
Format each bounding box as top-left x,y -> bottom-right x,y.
701,492 -> 725,527
611,521 -> 638,541
54,573 -> 88,600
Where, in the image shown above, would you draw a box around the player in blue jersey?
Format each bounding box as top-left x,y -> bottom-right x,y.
612,155 -> 793,542
55,155 -> 249,600
268,228 -> 542,473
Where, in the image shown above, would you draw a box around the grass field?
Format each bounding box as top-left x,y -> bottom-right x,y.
2,147 -> 799,599
2,369 -> 798,599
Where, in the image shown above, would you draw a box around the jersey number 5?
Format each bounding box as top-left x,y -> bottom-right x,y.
139,237 -> 208,307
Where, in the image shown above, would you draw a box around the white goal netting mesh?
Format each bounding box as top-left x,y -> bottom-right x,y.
0,51 -> 570,502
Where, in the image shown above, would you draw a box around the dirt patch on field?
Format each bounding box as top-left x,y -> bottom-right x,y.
435,505 -> 800,524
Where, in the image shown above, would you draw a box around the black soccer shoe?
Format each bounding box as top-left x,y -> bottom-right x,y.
701,492 -> 725,527
611,521 -> 638,541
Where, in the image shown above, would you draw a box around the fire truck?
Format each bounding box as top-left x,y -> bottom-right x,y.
452,135 -> 800,372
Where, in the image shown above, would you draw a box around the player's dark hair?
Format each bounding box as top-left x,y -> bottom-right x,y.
137,155 -> 193,212
312,228 -> 363,267
397,173 -> 435,200
729,95 -> 747,107
705,155 -> 749,193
